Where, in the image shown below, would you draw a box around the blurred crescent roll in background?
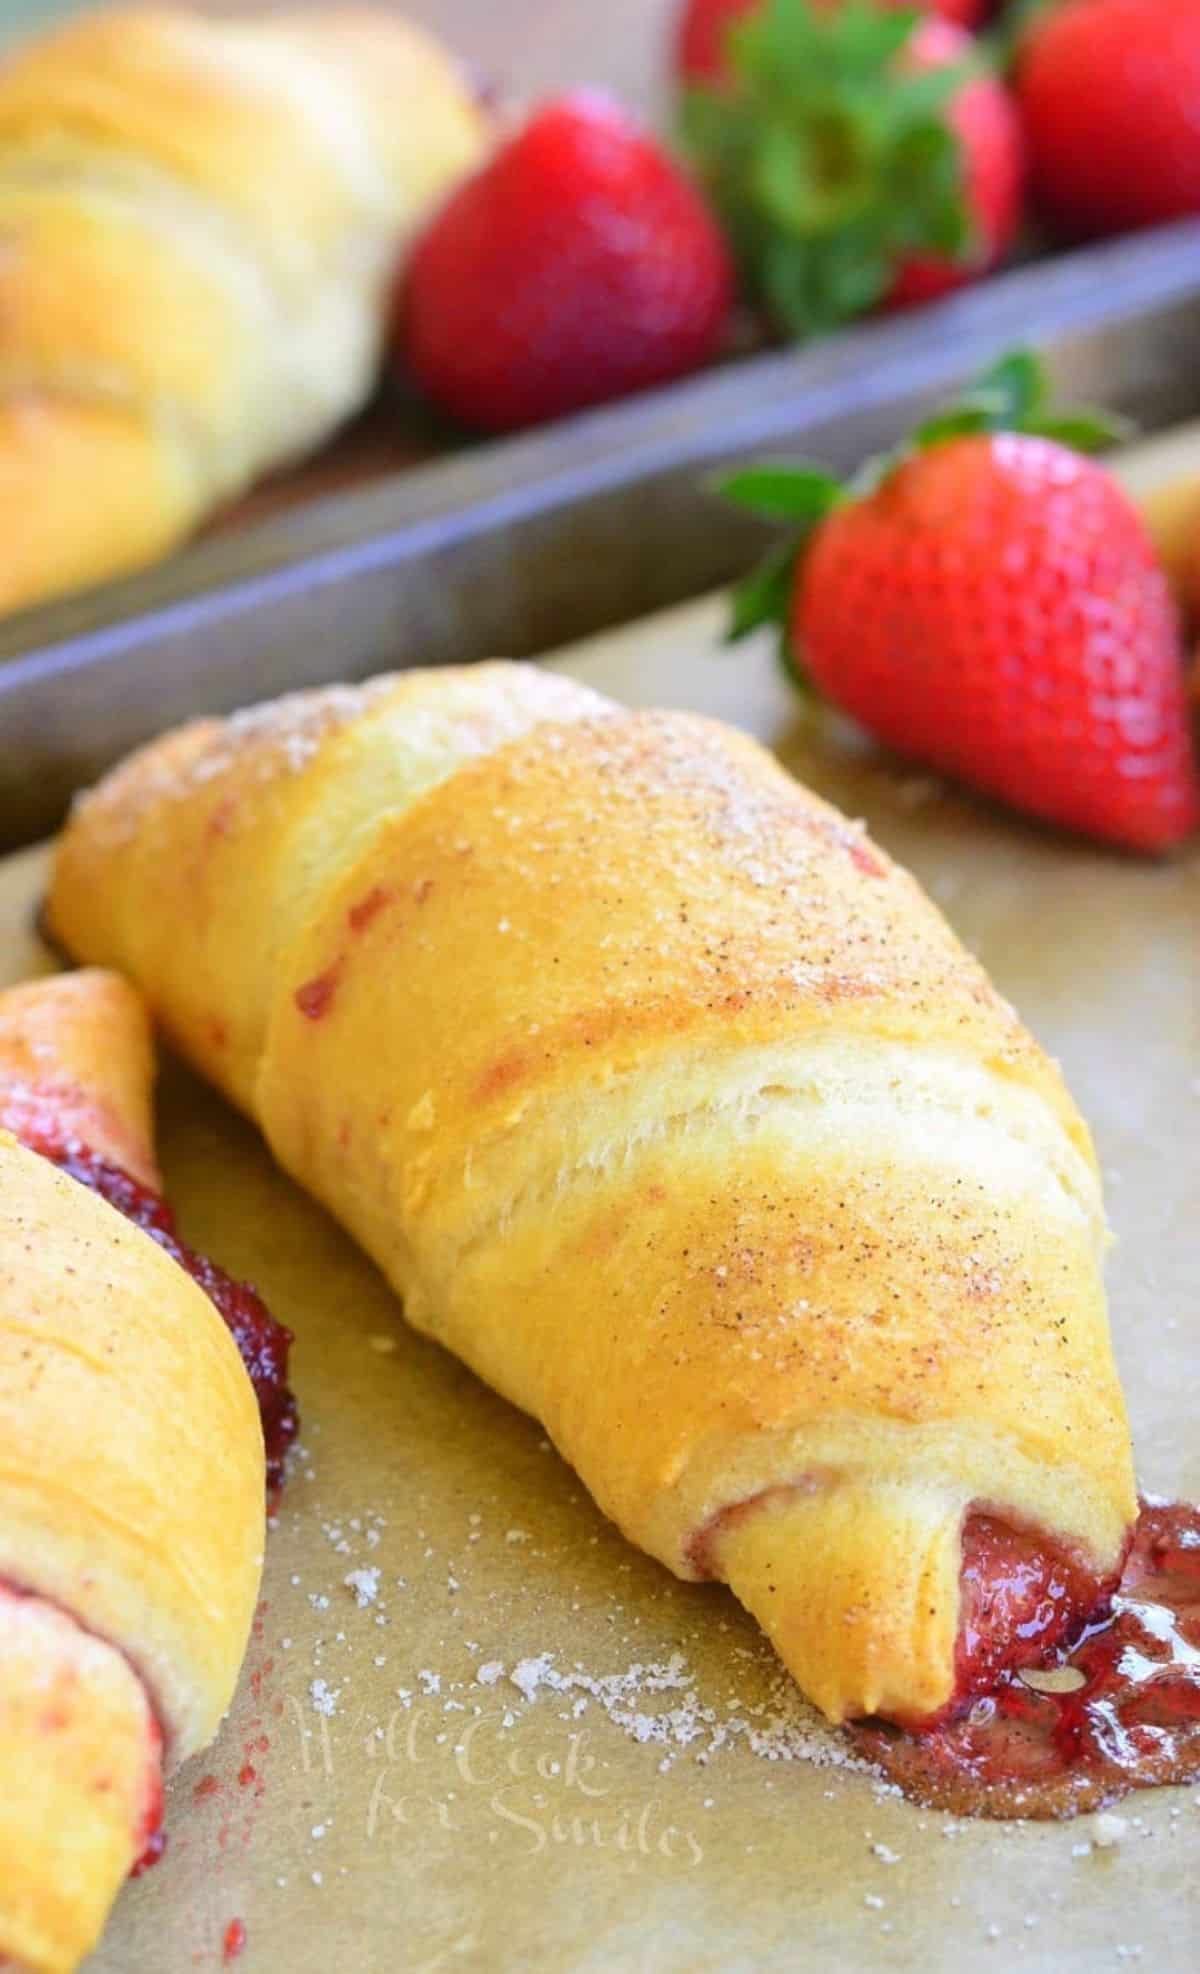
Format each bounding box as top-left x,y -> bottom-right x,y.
0,5 -> 489,616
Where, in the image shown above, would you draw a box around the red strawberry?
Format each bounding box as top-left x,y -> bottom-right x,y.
1018,0 -> 1200,240
675,0 -> 987,87
679,2 -> 1023,336
722,353 -> 1200,851
397,92 -> 733,433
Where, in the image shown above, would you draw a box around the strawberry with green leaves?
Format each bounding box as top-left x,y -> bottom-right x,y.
674,0 -> 988,85
679,0 -> 1023,335
723,353 -> 1200,851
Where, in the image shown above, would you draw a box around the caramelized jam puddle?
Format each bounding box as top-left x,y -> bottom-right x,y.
854,1498 -> 1200,1818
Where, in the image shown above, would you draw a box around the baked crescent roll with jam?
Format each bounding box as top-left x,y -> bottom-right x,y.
0,5 -> 487,616
0,970 -> 295,1973
48,663 -> 1136,1742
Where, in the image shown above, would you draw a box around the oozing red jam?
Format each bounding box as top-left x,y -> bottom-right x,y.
946,1512 -> 1125,1723
130,1713 -> 167,1874
131,1828 -> 167,1876
25,1132 -> 298,1492
853,1498 -> 1200,1818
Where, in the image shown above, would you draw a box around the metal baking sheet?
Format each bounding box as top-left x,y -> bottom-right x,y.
2,570 -> 1197,1972
2,221 -> 1200,847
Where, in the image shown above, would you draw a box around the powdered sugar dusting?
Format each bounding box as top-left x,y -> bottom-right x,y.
67,662 -> 611,853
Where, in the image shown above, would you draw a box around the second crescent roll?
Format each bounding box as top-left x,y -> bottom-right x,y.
49,662 -> 1137,1728
0,5 -> 488,615
0,970 -> 267,1974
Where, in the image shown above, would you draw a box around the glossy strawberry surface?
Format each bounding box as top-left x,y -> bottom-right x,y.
1018,0 -> 1200,238
792,434 -> 1200,851
399,92 -> 732,432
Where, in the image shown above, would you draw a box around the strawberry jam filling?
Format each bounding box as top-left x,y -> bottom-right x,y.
0,1580 -> 168,1876
19,1126 -> 298,1491
854,1497 -> 1200,1817
130,1726 -> 166,1876
944,1511 -> 1124,1723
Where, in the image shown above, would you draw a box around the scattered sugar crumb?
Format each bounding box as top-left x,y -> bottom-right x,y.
476,1662 -> 505,1687
310,1680 -> 340,1718
501,1648 -> 875,1775
344,1568 -> 381,1609
1094,1813 -> 1129,1849
511,1654 -> 554,1703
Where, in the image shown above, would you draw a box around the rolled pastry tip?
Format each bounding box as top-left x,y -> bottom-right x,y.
715,1477 -> 1123,1726
0,970 -> 158,1186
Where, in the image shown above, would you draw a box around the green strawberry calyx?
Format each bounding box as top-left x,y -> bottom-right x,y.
988,0 -> 1059,74
678,0 -> 977,338
719,349 -> 1132,679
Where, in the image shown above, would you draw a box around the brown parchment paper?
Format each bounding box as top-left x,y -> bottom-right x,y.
3,453 -> 1199,1973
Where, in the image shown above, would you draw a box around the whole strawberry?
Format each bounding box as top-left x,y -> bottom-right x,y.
722,354 -> 1200,851
397,92 -> 733,432
1018,0 -> 1200,238
675,0 -> 987,86
679,0 -> 1023,335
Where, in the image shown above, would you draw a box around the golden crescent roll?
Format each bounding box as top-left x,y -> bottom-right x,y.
49,663 -> 1137,1731
0,971 -> 267,1974
0,5 -> 488,616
